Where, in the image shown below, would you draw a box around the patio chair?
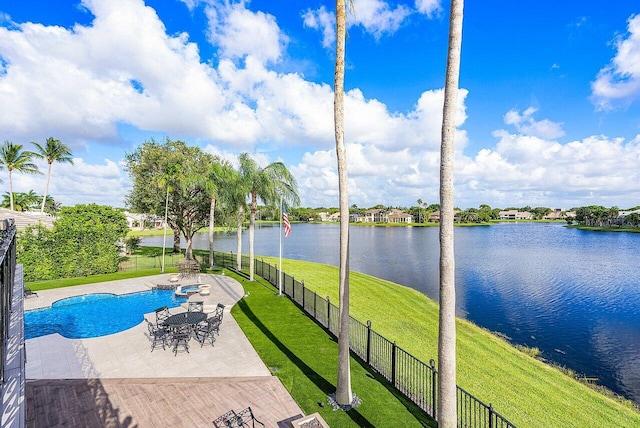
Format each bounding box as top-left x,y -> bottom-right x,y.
212,406 -> 264,428
168,324 -> 190,356
212,303 -> 225,321
154,306 -> 171,326
187,300 -> 204,313
146,319 -> 168,351
24,287 -> 38,298
194,317 -> 220,347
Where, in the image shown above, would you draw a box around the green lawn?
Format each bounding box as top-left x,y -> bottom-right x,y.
231,275 -> 436,427
262,257 -> 640,428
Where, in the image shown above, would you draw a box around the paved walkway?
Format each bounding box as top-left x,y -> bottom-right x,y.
24,273 -> 304,427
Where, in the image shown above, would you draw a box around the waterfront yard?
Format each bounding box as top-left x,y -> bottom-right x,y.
265,257 -> 640,428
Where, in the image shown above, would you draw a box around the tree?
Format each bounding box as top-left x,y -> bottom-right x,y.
2,190 -> 39,211
201,159 -> 235,269
334,0 -> 353,407
0,141 -> 40,211
438,1 -> 464,426
124,139 -> 214,260
158,163 -> 181,272
17,204 -> 128,281
238,152 -> 299,281
32,137 -> 74,213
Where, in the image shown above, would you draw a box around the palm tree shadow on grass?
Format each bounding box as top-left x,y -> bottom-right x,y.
236,298 -> 373,427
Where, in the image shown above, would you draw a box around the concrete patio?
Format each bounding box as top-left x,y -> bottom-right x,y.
24,273 -> 304,427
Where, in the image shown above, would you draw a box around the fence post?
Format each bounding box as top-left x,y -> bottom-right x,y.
366,320 -> 372,364
430,359 -> 437,419
302,280 -> 305,308
326,296 -> 331,329
391,341 -> 397,387
313,291 -> 317,318
292,276 -> 295,300
489,404 -> 494,428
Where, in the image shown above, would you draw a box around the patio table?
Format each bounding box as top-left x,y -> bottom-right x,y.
163,312 -> 207,327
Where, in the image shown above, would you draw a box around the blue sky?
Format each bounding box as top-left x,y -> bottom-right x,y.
1,0 -> 639,210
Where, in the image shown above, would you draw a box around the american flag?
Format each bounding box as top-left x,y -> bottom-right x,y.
283,203 -> 291,238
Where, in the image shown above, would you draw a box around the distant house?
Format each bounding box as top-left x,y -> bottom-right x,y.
124,211 -> 162,229
329,212 -> 341,222
386,209 -> 413,223
363,209 -> 385,223
499,210 -> 532,220
544,209 -> 576,220
428,210 -> 461,223
317,212 -> 330,221
616,209 -> 640,226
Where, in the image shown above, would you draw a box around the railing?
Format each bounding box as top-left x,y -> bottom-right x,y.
213,251 -> 516,428
0,219 -> 16,384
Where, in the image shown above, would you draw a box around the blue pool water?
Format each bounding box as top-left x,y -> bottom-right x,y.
25,289 -> 187,339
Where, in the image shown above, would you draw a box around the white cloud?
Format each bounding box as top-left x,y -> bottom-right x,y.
303,0 -> 419,46
204,1 -> 286,64
12,157 -> 128,207
415,0 -> 442,18
591,14 -> 640,110
503,107 -> 565,140
350,0 -> 411,38
302,6 -> 335,49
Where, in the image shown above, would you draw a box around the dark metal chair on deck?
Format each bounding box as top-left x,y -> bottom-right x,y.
188,301 -> 204,312
154,305 -> 171,326
195,317 -> 220,347
24,287 -> 38,298
168,324 -> 190,355
146,319 -> 168,351
212,406 -> 264,428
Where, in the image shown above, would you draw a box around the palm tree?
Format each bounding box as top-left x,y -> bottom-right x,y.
158,163 -> 180,272
334,0 -> 353,407
32,137 -> 74,213
238,152 -> 299,281
0,141 -> 41,211
438,1 -> 464,427
202,159 -> 235,269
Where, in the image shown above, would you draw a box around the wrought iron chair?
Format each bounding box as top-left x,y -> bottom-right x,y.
146,319 -> 168,351
154,306 -> 171,326
187,300 -> 204,312
24,287 -> 38,298
213,303 -> 225,320
195,317 -> 220,347
168,324 -> 190,356
212,406 -> 264,428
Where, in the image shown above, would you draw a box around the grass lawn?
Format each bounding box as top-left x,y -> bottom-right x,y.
261,257 -> 640,428
231,274 -> 436,427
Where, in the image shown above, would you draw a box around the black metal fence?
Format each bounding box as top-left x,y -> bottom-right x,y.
213,251 -> 515,428
0,220 -> 16,384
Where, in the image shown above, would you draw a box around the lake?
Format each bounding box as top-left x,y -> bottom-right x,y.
142,222 -> 640,403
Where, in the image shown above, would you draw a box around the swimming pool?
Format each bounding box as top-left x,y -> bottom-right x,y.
25,289 -> 187,340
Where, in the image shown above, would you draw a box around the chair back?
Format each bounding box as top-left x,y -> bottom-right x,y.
213,303 -> 225,320
188,301 -> 204,312
155,306 -> 170,324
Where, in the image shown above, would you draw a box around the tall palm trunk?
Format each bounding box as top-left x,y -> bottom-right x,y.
334,0 -> 352,406
8,169 -> 14,211
40,162 -> 52,213
438,1 -> 464,427
249,192 -> 257,281
236,205 -> 244,270
209,196 -> 216,269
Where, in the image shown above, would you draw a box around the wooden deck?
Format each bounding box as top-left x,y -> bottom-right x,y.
26,377 -> 304,427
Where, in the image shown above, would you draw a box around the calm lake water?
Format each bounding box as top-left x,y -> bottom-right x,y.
143,222 -> 640,403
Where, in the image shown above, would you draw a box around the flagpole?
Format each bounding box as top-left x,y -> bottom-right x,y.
279,195 -> 283,296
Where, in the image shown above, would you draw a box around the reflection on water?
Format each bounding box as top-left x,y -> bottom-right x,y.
142,222 -> 640,402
